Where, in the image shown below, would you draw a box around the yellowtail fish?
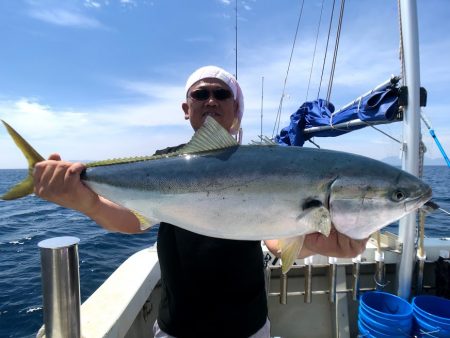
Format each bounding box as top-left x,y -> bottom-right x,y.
1,117 -> 434,272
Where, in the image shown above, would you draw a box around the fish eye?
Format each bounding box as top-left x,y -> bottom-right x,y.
392,190 -> 406,202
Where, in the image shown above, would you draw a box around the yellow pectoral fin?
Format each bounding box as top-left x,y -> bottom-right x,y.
298,206 -> 332,237
279,235 -> 305,274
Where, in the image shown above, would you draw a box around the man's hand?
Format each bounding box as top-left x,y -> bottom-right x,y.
265,228 -> 368,260
33,154 -> 100,215
303,227 -> 368,258
33,154 -> 143,234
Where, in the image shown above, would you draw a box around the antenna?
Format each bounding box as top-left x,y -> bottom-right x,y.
260,76 -> 264,141
235,0 -> 238,79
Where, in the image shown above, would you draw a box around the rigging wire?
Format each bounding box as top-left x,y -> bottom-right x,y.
366,124 -> 402,144
341,1 -> 408,162
272,0 -> 305,139
317,0 -> 336,100
305,0 -> 325,102
326,0 -> 346,103
272,0 -> 414,158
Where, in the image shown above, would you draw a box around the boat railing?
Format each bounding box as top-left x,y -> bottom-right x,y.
263,234 -> 449,305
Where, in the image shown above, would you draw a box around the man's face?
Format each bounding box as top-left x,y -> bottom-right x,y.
182,78 -> 238,132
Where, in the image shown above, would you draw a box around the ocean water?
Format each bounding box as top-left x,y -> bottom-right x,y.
0,169 -> 159,338
0,167 -> 449,337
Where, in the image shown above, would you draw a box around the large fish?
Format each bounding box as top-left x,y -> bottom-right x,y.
1,117 -> 434,272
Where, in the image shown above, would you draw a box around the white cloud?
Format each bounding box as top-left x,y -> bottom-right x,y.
115,80 -> 185,101
120,0 -> 137,7
0,99 -> 89,139
84,0 -> 102,9
0,93 -> 193,168
28,8 -> 104,29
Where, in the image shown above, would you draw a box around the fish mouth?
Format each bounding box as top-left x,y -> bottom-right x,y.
405,187 -> 432,211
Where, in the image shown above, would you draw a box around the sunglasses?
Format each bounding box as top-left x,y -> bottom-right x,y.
189,88 -> 233,101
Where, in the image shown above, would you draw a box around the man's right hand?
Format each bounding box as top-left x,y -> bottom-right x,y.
33,153 -> 100,215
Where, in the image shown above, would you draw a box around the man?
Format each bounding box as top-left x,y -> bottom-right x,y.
34,65 -> 367,337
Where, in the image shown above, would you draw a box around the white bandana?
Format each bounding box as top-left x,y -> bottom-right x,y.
185,65 -> 244,134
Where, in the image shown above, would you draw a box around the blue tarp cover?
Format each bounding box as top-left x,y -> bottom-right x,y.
276,85 -> 400,147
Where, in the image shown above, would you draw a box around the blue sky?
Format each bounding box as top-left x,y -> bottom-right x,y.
1,0 -> 449,168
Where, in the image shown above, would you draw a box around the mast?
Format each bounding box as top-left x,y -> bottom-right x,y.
397,0 -> 422,299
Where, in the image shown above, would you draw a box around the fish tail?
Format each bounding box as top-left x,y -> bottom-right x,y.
1,120 -> 45,200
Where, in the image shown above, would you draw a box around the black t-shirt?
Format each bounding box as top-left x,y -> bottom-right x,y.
153,144 -> 268,337
157,223 -> 268,338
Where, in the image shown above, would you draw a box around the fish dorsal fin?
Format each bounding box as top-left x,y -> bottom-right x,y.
86,116 -> 237,168
179,116 -> 238,154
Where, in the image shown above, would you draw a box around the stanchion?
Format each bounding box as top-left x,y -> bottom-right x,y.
38,237 -> 81,338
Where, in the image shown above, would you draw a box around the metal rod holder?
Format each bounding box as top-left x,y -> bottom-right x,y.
38,236 -> 81,338
375,251 -> 386,291
416,254 -> 426,295
304,256 -> 313,303
264,264 -> 272,298
328,257 -> 337,303
280,272 -> 288,304
352,255 -> 361,301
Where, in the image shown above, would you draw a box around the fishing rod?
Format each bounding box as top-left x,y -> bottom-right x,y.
421,111 -> 450,168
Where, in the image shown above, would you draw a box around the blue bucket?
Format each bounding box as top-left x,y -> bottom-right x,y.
359,305 -> 413,333
358,319 -> 406,338
358,291 -> 413,337
412,296 -> 450,337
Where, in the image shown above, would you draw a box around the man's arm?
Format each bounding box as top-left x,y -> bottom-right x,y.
33,154 -> 143,234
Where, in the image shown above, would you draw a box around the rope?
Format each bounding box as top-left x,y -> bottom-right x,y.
418,210 -> 426,258
419,140 -> 426,178
305,0 -> 325,101
272,0 -> 305,139
317,0 -> 336,99
397,0 -> 406,84
326,0 -> 345,102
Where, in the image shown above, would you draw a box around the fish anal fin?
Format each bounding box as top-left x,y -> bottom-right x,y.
130,210 -> 158,231
279,235 -> 305,274
180,116 -> 238,154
